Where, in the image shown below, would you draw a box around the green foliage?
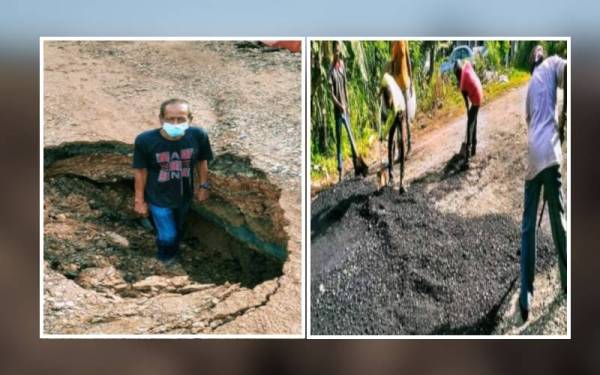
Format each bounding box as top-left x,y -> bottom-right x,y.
310,41 -> 334,157
514,40 -> 567,70
545,41 -> 567,57
311,40 -> 561,181
484,41 -> 511,70
310,40 -> 389,160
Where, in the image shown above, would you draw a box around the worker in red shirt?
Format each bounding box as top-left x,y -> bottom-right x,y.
454,59 -> 483,169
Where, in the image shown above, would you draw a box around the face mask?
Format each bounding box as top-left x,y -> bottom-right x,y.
162,122 -> 189,138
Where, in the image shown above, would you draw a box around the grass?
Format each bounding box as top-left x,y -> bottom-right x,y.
311,124 -> 377,181
485,69 -> 530,101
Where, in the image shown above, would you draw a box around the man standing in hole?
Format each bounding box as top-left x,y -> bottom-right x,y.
133,98 -> 213,263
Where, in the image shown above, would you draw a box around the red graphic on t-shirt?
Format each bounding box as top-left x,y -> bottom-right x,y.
156,148 -> 193,182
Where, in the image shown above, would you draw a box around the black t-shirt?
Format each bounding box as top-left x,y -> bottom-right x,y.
132,127 -> 213,208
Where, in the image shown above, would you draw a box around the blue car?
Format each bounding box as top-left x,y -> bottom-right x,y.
440,45 -> 486,75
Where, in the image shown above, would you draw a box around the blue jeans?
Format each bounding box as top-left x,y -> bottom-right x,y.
520,165 -> 567,309
335,112 -> 358,174
149,201 -> 191,261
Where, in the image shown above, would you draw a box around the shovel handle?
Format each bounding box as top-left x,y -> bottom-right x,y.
537,196 -> 546,229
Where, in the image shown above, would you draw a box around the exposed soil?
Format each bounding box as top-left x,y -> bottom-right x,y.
311,85 -> 568,335
43,41 -> 302,335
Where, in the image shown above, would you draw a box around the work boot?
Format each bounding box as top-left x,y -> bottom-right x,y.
157,250 -> 177,264
519,291 -> 532,322
161,256 -> 178,267
354,157 -> 369,177
459,142 -> 469,158
519,302 -> 529,322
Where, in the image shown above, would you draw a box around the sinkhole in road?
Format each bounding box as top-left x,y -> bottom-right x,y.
44,141 -> 288,291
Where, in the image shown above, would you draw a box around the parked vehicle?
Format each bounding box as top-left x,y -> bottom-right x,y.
440,45 -> 488,75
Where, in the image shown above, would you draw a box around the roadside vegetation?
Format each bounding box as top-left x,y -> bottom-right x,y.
311,40 -> 566,181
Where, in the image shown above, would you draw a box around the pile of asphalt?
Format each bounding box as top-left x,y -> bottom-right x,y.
311,177 -> 556,335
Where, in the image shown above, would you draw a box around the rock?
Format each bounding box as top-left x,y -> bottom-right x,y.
113,283 -> 128,291
92,255 -> 111,268
180,284 -> 213,294
499,74 -> 509,83
106,232 -> 129,248
132,276 -> 170,292
56,213 -> 67,222
63,263 -> 80,278
169,276 -> 190,288
64,263 -> 79,274
75,266 -> 126,293
96,239 -> 107,249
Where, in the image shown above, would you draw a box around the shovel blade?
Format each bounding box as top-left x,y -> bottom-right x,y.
354,156 -> 369,177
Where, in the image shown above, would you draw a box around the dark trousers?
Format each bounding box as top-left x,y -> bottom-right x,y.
402,88 -> 412,152
387,111 -> 405,187
465,105 -> 479,161
520,165 -> 567,308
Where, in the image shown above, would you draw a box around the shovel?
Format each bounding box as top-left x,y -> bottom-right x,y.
377,98 -> 388,187
537,196 -> 546,229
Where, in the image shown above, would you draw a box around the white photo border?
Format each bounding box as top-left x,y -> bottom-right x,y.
39,36 -> 306,339
306,36 -> 571,340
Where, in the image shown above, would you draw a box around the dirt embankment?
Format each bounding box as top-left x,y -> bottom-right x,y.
43,41 -> 302,335
311,85 -> 568,335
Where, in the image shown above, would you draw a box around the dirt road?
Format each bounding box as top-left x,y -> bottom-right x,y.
43,41 -> 302,335
311,84 -> 568,335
